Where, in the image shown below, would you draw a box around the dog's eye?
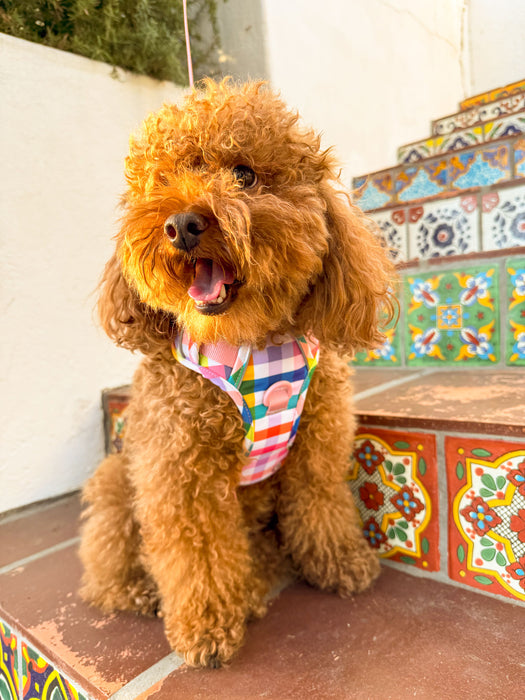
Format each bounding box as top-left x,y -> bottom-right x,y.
233,165 -> 257,189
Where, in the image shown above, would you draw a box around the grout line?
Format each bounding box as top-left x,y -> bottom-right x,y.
0,537 -> 80,576
353,368 -> 436,402
109,652 -> 184,700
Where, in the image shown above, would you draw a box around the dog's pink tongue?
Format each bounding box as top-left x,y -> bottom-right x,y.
189,259 -> 234,302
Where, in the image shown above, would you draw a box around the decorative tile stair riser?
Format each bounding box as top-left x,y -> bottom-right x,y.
353,135 -> 525,212
367,184 -> 525,262
398,111 -> 525,164
355,250 -> 525,368
433,92 -> 525,137
459,78 -> 525,111
348,428 -> 439,571
0,618 -> 89,700
447,436 -> 525,602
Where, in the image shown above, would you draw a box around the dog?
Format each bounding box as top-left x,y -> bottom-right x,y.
80,79 -> 395,668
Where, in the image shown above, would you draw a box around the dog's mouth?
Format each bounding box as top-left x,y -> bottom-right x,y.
188,258 -> 240,315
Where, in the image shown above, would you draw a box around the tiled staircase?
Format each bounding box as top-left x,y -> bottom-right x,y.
2,80 -> 525,700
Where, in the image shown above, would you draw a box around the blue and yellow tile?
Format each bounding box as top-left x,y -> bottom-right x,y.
449,144 -> 511,190
404,264 -> 500,366
507,258 -> 525,366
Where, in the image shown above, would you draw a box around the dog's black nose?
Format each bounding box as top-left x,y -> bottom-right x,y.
164,212 -> 209,252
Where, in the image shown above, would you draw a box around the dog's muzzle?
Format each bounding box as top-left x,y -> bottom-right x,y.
164,212 -> 209,252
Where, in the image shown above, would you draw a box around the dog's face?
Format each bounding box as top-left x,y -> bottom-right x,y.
102,80 -> 395,353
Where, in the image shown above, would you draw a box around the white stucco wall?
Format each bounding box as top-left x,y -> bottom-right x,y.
260,0 -> 468,179
467,0 -> 525,96
1,34 -> 185,513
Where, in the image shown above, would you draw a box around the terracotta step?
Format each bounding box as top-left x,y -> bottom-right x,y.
1,494 -> 524,699
352,133 -> 525,213
397,108 -> 525,164
349,366 -> 525,606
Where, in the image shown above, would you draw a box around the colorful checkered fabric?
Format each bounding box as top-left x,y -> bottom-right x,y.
172,332 -> 320,485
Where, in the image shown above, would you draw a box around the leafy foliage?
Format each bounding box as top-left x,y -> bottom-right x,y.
0,0 -> 222,84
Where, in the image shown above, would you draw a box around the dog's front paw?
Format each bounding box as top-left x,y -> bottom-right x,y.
298,528 -> 381,597
332,535 -> 381,597
165,611 -> 247,668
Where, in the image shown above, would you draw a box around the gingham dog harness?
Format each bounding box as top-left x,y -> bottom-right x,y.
172,332 -> 320,485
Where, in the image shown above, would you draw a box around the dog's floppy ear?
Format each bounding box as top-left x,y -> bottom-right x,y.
98,252 -> 173,355
297,183 -> 397,355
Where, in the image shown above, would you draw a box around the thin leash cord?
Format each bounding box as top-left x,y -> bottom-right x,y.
183,0 -> 194,87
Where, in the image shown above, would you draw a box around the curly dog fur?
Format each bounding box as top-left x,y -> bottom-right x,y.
80,79 -> 396,668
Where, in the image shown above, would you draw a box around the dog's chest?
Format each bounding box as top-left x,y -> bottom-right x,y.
173,333 -> 319,485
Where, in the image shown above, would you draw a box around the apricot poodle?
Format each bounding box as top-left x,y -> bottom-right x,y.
80,79 -> 395,668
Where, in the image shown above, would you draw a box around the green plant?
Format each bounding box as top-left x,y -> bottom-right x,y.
0,0 -> 222,84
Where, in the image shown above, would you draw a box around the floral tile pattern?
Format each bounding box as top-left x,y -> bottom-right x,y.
21,643 -> 87,700
507,259 -> 525,366
1,620 -> 18,700
353,324 -> 402,367
449,144 -> 510,190
367,208 -> 408,261
481,185 -> 525,250
348,428 -> 439,571
407,195 -> 479,259
447,436 -> 525,603
404,264 -> 500,366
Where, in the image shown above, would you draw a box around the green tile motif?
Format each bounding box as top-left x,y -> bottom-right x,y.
404,265 -> 500,366
507,259 -> 525,365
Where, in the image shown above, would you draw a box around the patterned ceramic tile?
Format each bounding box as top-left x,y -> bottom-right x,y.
507,259 -> 525,366
21,643 -> 88,700
396,158 -> 448,203
404,264 -> 500,366
460,79 -> 525,110
449,144 -> 511,190
348,428 -> 439,571
484,112 -> 525,141
0,620 -> 19,700
433,93 -> 525,136
407,195 -> 479,260
367,208 -> 408,261
514,137 -> 525,178
481,185 -> 525,250
353,324 -> 402,367
447,436 -> 525,603
397,139 -> 434,165
353,172 -> 394,212
102,390 -> 130,454
435,126 -> 484,155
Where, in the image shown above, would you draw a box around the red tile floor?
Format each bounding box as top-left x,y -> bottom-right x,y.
1,491 -> 525,700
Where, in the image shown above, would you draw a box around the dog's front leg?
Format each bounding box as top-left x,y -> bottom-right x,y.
127,366 -> 262,668
277,353 -> 381,596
